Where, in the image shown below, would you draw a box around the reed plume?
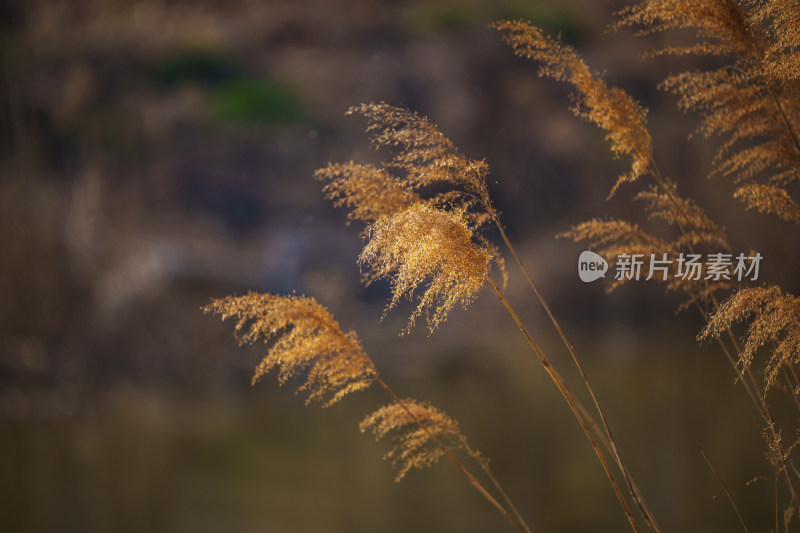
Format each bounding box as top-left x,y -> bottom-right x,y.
734,182 -> 800,224
496,2 -> 800,522
205,292 -> 530,532
617,0 -> 800,221
316,103 -> 507,288
360,203 -> 494,334
317,162 -> 419,226
204,292 -> 377,406
494,20 -> 653,198
635,186 -> 729,251
702,286 -> 800,390
346,103 -> 492,203
316,103 -> 495,232
496,20 -> 731,312
360,399 -> 474,481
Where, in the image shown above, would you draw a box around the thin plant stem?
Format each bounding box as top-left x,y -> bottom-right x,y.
647,159 -> 800,510
699,446 -> 750,532
781,369 -> 800,415
692,302 -> 762,424
776,476 -> 780,533
703,294 -> 800,511
490,212 -> 661,533
465,443 -> 533,533
785,366 -> 800,416
375,377 -> 531,533
573,397 -> 660,530
488,276 -> 643,533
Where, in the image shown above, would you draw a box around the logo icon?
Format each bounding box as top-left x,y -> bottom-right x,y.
578,251 -> 608,283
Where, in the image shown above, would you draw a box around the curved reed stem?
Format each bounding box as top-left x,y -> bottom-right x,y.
488,277 -> 643,533
471,452 -> 533,533
490,213 -> 662,532
645,161 -> 800,511
699,447 -> 750,532
375,377 -> 531,533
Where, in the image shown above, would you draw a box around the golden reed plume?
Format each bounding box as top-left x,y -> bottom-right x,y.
316,103 -> 507,290
494,1 -> 800,522
317,162 -> 419,226
493,20 -> 652,198
734,183 -> 800,224
616,0 -> 800,223
360,203 -> 494,333
204,293 -> 531,532
316,103 -> 494,230
702,286 -> 800,390
204,293 -> 377,406
360,398 -> 473,481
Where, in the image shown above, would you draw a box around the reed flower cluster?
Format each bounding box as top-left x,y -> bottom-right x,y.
495,0 -> 800,524
360,203 -> 493,333
204,293 -> 377,406
207,0 -> 800,530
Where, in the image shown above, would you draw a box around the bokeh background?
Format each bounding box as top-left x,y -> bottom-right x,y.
2,1 -> 799,531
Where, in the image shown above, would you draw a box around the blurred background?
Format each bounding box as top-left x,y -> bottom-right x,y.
2,0 -> 799,531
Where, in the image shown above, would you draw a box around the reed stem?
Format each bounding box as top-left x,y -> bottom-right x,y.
376,377 -> 531,533
488,277 -> 642,533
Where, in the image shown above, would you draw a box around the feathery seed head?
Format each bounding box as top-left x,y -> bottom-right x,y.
359,399 -> 470,481
734,183 -> 800,224
316,103 -> 508,291
360,203 -> 494,334
617,0 -> 800,198
635,186 -> 730,250
561,211 -> 732,307
701,286 -> 800,389
614,0 -> 753,56
316,162 -> 420,226
204,293 -> 377,406
494,20 -> 653,197
346,103 -> 491,199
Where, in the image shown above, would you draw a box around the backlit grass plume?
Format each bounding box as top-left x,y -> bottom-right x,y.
617,0 -> 800,220
203,293 -> 377,406
360,203 -> 494,334
347,103 -> 492,204
562,185 -> 730,263
734,183 -> 800,224
561,218 -> 671,292
635,186 -> 729,251
206,292 -> 530,533
614,0 -> 753,56
559,176 -> 733,307
316,103 -> 507,284
360,399 -> 474,481
561,215 -> 733,311
571,184 -> 733,306
702,286 -> 800,390
316,162 -> 420,227
496,20 -> 731,310
494,20 -> 653,197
